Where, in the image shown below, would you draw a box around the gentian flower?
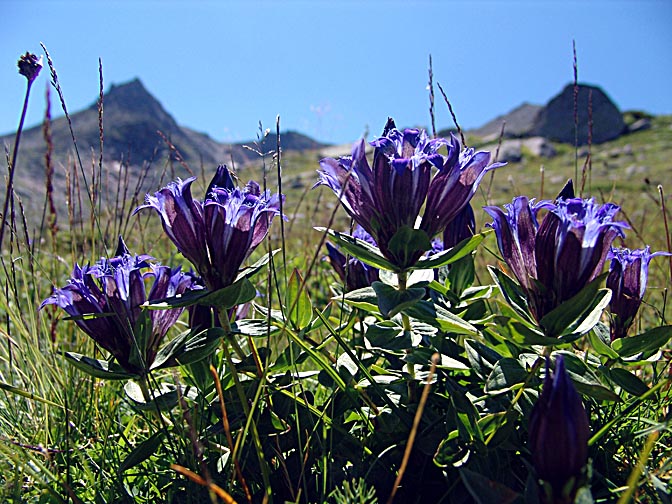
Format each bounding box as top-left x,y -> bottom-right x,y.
529,355 -> 590,503
326,225 -> 380,291
606,246 -> 670,340
136,165 -> 283,291
485,195 -> 627,321
316,118 -> 502,269
40,237 -> 196,375
442,203 -> 475,250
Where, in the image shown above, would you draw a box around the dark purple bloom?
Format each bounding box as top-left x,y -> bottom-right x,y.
40,238 -> 196,375
485,196 -> 627,321
326,225 -> 380,291
529,355 -> 590,502
606,246 -> 670,340
420,139 -> 503,240
18,52 -> 42,83
136,165 -> 283,291
441,203 -> 476,250
316,118 -> 501,269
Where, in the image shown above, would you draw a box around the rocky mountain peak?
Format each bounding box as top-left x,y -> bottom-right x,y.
531,83 -> 625,145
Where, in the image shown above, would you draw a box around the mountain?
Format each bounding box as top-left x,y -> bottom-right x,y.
0,78 -> 329,217
466,83 -> 625,146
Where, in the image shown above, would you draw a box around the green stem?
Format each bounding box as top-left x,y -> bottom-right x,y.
398,270 -> 417,402
138,375 -> 152,403
217,306 -> 246,360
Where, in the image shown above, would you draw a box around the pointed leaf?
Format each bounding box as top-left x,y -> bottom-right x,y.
607,368 -> 650,396
234,249 -> 279,282
372,281 -> 424,318
403,300 -> 478,335
341,286 -> 381,313
612,325 -> 672,358
119,431 -> 165,473
63,352 -> 137,380
387,225 -> 432,269
413,230 -> 490,270
285,269 -> 313,329
317,227 -> 397,271
124,381 -> 179,411
539,274 -> 609,338
145,278 -> 256,311
485,358 -> 534,394
488,266 -> 534,323
587,322 -> 619,359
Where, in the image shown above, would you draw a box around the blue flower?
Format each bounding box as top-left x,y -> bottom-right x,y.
529,355 -> 590,502
485,195 -> 627,321
606,246 -> 670,340
40,237 -> 196,375
136,165 -> 283,291
316,118 -> 501,269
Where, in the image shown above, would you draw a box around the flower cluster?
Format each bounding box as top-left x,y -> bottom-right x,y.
316,118 -> 502,269
135,165 -> 283,291
485,195 -> 628,322
40,238 -> 196,375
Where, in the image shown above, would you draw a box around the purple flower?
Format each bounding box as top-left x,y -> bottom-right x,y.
316,118 -> 501,269
326,225 -> 380,291
442,203 -> 476,250
485,196 -> 627,321
18,52 -> 42,83
606,246 -> 670,340
40,237 -> 196,375
529,355 -> 590,502
136,166 -> 283,291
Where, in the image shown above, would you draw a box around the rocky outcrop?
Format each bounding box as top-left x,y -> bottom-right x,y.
469,103 -> 543,141
531,84 -> 625,145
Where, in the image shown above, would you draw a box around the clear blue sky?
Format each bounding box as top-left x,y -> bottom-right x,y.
2,0 -> 670,145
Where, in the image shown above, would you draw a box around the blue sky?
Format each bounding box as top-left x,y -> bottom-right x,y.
2,0 -> 671,145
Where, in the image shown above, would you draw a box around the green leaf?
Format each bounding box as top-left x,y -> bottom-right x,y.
285,268 -> 313,329
317,227 -> 396,271
559,353 -> 621,402
145,277 -> 256,311
124,381 -> 179,411
63,352 -> 137,380
412,230 -> 490,271
341,286 -> 380,314
119,431 -> 165,473
464,339 -> 503,379
504,321 -> 561,346
234,319 -> 279,338
485,358 -> 533,394
371,281 -> 425,318
403,300 -> 479,335
611,325 -> 672,358
587,322 -> 619,359
151,328 -> 224,370
488,266 -> 534,323
129,309 -> 152,371
459,468 -> 521,504
365,321 -> 409,351
234,249 -> 279,282
198,277 -> 256,309
606,368 -> 650,396
539,274 -> 610,338
387,226 -> 432,269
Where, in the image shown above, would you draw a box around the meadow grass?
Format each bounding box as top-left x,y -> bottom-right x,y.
0,52 -> 670,503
